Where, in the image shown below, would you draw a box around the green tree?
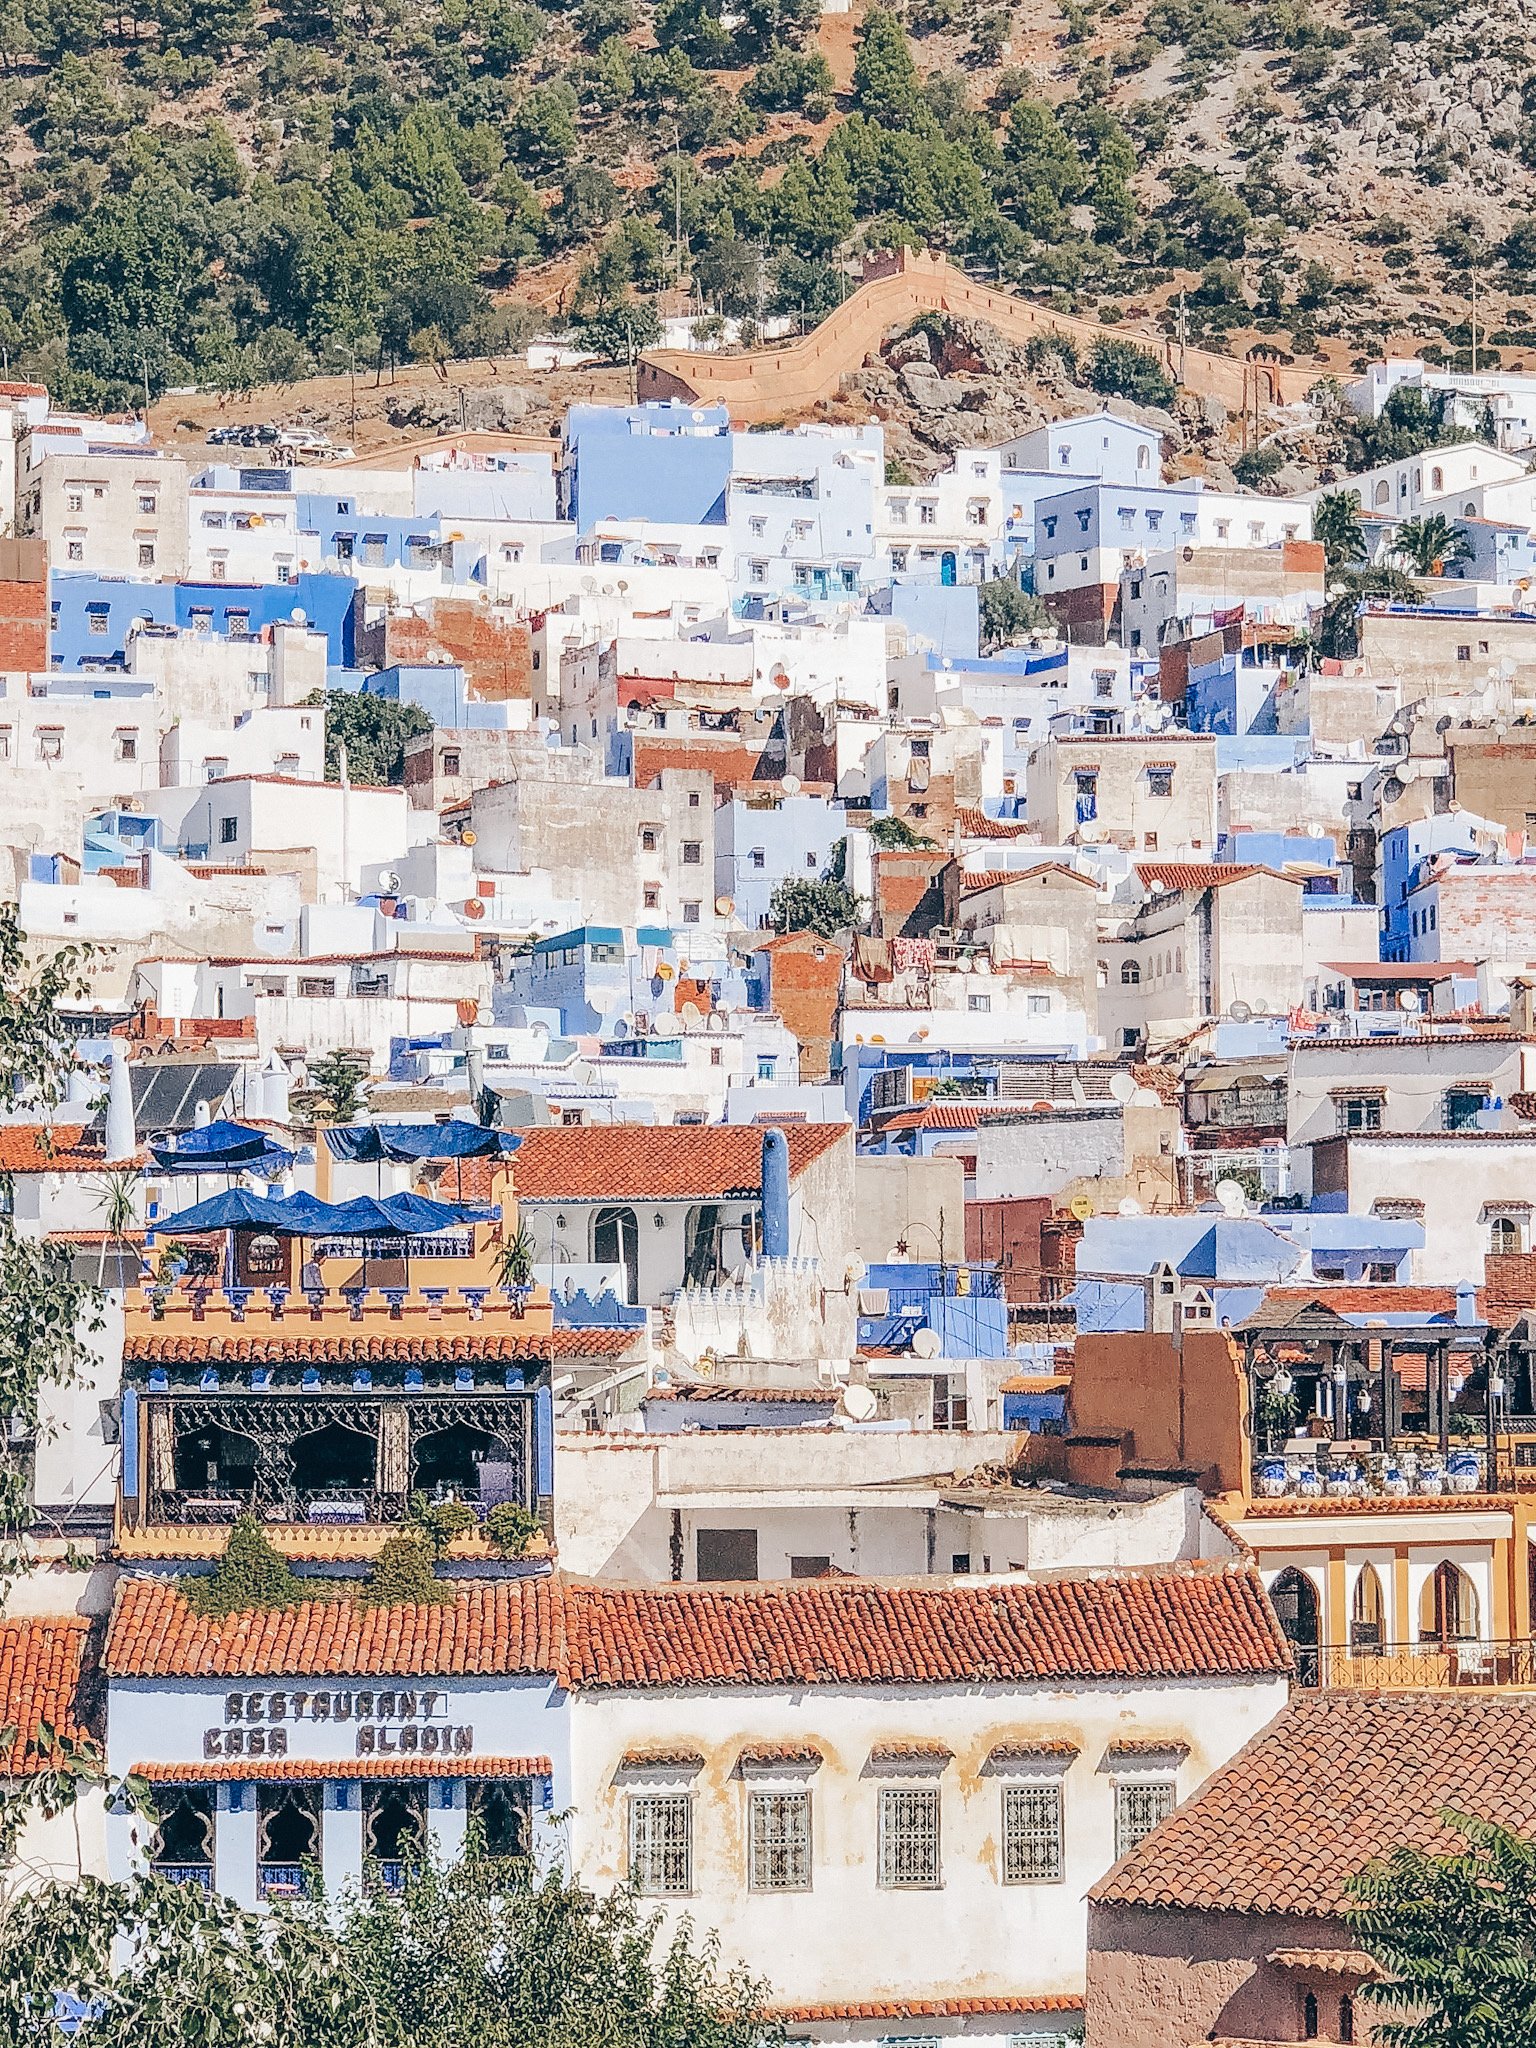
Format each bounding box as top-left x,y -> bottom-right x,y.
182,1514 -> 312,1616
1391,512 -> 1474,577
1348,1811 -> 1536,2046
576,298 -> 662,360
55,183 -> 207,395
1351,384 -> 1474,468
311,687 -> 432,785
768,877 -> 862,936
1086,335 -> 1175,406
1312,488 -> 1367,568
979,575 -> 1050,650
303,1048 -> 371,1123
851,8 -> 924,127
0,1852 -> 778,2048
742,44 -> 834,114
1317,565 -> 1421,660
0,909 -> 103,1593
869,814 -> 935,848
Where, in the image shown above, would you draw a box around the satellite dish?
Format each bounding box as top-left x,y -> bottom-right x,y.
610,1017 -> 631,1040
1399,987 -> 1422,1011
1228,999 -> 1253,1023
715,895 -> 734,916
781,773 -> 802,796
1069,1193 -> 1095,1221
911,1328 -> 941,1358
842,1383 -> 878,1422
461,830 -> 478,847
652,1014 -> 682,1038
1215,1179 -> 1248,1217
1108,1071 -> 1137,1104
1130,1086 -> 1160,1107
1117,1197 -> 1144,1217
378,870 -> 401,895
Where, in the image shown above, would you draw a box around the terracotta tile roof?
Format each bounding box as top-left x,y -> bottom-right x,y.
0,1617 -> 94,1773
955,807 -> 1036,840
503,1122 -> 847,1202
879,1103 -> 1024,1131
1093,1691 -> 1536,1916
642,1384 -> 837,1404
1267,1949 -> 1381,1978
0,1126 -> 102,1173
559,1563 -> 1291,1690
113,1523 -> 553,1564
1248,1286 -> 1470,1319
104,1578 -> 563,1680
619,1747 -> 705,1768
768,1999 -> 1082,2022
1103,1738 -> 1190,1759
870,1740 -> 953,1762
737,1742 -> 824,1765
104,1564 -> 1292,1689
134,1755 -> 550,1782
122,1332 -> 559,1365
987,1740 -> 1079,1762
960,863 -> 1099,891
1136,862 -> 1302,894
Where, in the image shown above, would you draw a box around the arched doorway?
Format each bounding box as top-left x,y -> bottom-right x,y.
940,551 -> 957,586
593,1205 -> 640,1302
1421,1561 -> 1478,1644
289,1420 -> 375,1502
412,1421 -> 508,1499
1270,1567 -> 1321,1685
1351,1565 -> 1384,1652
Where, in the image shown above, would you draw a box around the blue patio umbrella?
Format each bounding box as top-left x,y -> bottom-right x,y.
151,1119 -> 295,1179
156,1188 -> 335,1235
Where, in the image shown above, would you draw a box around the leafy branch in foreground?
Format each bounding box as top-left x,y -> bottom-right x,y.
1347,1809 -> 1536,2048
0,1850 -> 781,2048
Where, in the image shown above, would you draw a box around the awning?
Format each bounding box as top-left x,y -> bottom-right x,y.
323,1123 -> 523,1164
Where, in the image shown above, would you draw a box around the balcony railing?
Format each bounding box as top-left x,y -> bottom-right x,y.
1313,1638 -> 1536,1690
152,1863 -> 213,1889
259,1863 -> 308,1899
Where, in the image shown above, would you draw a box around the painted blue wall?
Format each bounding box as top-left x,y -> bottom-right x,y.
50,572 -> 357,668
563,403 -> 732,530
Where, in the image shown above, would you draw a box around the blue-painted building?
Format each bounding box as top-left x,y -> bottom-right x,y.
1436,519 -> 1536,585
501,925 -> 747,1039
360,663 -> 519,731
856,1260 -> 1009,1358
1379,813 -> 1491,960
562,402 -> 733,530
715,795 -> 847,932
50,572 -> 357,669
294,495 -> 446,576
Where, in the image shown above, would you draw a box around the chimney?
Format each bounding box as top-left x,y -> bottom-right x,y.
105,1040 -> 136,1163
1456,1282 -> 1479,1327
760,1127 -> 790,1261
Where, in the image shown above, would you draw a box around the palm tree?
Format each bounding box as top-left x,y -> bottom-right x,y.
1317,566 -> 1422,661
90,1167 -> 140,1288
1390,512 -> 1475,578
1313,489 -> 1367,568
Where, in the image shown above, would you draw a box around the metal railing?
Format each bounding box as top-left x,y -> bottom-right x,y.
1311,1638 -> 1536,1690
258,1863 -> 307,1899
152,1863 -> 213,1889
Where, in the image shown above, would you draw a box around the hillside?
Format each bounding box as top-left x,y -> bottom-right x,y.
13,0 -> 1536,435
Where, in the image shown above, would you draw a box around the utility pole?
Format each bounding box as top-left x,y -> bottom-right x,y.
1177,290 -> 1188,387
139,353 -> 151,421
672,124 -> 685,296
347,346 -> 357,444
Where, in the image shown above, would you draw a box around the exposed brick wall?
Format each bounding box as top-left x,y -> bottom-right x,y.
377,601 -> 533,702
873,851 -> 954,938
759,934 -> 844,1082
0,568 -> 48,671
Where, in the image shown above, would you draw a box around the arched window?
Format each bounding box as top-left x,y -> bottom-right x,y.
1374,480 -> 1391,508
1431,466 -> 1444,493
1303,1991 -> 1319,2040
1121,961 -> 1141,985
1270,1567 -> 1321,1685
1421,1560 -> 1479,1643
1492,1217 -> 1521,1255
1136,445 -> 1150,470
1340,1994 -> 1355,2043
1351,1565 -> 1384,1651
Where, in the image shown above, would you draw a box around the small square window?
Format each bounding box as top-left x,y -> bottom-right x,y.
219,816 -> 239,845
749,1791 -> 812,1892
1114,1780 -> 1174,1859
878,1786 -> 940,1889
682,902 -> 700,924
138,542 -> 156,567
643,886 -> 660,909
1002,1783 -> 1064,1883
629,1793 -> 692,1896
1147,767 -> 1173,798
751,848 -> 766,869
682,841 -> 701,865
641,827 -> 658,852
115,731 -> 138,762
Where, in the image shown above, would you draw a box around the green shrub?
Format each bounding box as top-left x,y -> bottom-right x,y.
182,1515 -> 315,1616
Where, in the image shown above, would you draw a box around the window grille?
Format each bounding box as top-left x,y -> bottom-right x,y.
749,1791 -> 812,1891
1114,1780 -> 1174,1859
629,1793 -> 692,1895
878,1786 -> 941,1888
1002,1783 -> 1063,1883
